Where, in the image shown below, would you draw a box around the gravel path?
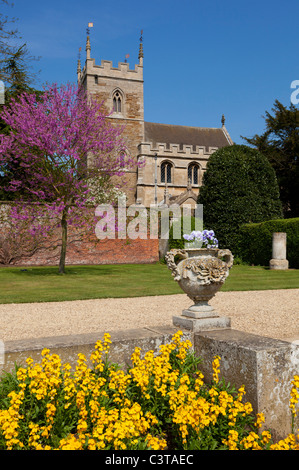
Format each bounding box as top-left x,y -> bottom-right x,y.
0,289 -> 298,342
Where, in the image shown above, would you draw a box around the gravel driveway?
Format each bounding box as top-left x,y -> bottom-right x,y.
0,289 -> 298,342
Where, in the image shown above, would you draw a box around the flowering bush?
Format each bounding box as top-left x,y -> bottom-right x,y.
0,331 -> 298,450
0,83 -> 136,273
183,229 -> 219,249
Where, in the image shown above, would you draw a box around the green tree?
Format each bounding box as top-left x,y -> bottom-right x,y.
0,3 -> 41,201
197,144 -> 283,255
0,0 -> 18,78
0,49 -> 42,201
0,0 -> 39,87
1,44 -> 39,96
242,100 -> 299,218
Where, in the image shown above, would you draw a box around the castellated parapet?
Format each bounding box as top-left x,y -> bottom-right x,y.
81,58 -> 143,84
138,142 -> 218,162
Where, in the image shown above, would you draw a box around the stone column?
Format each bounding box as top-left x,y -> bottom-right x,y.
269,232 -> 289,270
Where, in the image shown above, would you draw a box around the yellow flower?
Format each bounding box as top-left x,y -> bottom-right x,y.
212,356 -> 221,384
58,434 -> 83,450
222,429 -> 239,450
290,375 -> 299,417
240,431 -> 262,450
261,430 -> 272,445
269,434 -> 299,450
255,412 -> 265,428
146,433 -> 167,450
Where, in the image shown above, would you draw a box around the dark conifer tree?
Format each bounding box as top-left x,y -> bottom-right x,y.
242,100 -> 299,218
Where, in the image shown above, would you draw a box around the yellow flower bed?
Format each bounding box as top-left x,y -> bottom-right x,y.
0,331 -> 298,450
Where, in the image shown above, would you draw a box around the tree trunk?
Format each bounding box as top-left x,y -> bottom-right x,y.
59,210 -> 68,274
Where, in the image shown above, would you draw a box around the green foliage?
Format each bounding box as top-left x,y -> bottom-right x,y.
197,144 -> 283,256
242,100 -> 299,218
0,366 -> 20,404
1,44 -> 39,92
239,218 -> 299,268
0,7 -> 41,201
0,74 -> 42,202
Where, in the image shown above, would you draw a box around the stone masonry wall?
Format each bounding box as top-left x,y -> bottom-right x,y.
82,58 -> 144,206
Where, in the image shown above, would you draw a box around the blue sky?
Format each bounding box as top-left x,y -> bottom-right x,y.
3,0 -> 299,144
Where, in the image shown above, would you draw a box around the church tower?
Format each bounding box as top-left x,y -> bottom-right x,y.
77,28 -> 233,209
77,30 -> 145,205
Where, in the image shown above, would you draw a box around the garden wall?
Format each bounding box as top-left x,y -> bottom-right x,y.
0,202 -> 159,266
16,235 -> 159,266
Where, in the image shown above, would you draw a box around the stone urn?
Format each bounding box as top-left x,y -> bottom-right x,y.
165,247 -> 233,331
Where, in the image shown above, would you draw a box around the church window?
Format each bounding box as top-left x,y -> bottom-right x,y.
161,161 -> 172,184
188,163 -> 199,185
119,151 -> 126,168
113,90 -> 122,113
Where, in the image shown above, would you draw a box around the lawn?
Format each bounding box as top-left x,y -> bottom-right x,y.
0,263 -> 299,304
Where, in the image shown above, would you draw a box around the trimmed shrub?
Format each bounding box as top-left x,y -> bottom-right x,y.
239,218 -> 299,268
197,145 -> 283,255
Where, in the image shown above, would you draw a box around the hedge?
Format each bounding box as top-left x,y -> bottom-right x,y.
239,218 -> 299,268
197,145 -> 283,256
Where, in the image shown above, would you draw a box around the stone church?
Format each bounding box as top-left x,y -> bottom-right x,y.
77,33 -> 233,209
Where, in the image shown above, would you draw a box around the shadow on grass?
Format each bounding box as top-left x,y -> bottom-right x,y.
5,263 -> 164,278
6,265 -> 116,277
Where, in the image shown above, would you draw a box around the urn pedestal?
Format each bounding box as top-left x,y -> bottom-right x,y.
165,248 -> 233,332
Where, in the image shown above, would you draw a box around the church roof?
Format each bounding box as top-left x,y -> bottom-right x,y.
144,121 -> 233,149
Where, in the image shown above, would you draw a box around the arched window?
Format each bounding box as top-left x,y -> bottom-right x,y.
161,161 -> 172,184
118,151 -> 126,168
188,163 -> 200,185
113,90 -> 122,113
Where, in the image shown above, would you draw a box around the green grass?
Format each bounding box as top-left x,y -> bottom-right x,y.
0,263 -> 299,304
221,265 -> 299,292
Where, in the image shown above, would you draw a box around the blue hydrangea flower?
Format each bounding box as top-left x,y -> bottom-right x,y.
182,229 -> 218,248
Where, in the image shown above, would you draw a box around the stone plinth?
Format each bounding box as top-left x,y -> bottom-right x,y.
269,258 -> 289,270
173,303 -> 231,332
270,232 -> 288,270
173,314 -> 231,332
194,329 -> 299,442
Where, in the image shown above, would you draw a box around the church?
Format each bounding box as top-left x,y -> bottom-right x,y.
77,32 -> 233,209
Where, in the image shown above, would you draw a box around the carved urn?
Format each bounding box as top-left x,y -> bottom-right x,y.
165,247 -> 233,331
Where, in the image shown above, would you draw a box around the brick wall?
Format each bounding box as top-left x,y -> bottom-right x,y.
0,202 -> 159,266
6,236 -> 159,266
67,237 -> 159,265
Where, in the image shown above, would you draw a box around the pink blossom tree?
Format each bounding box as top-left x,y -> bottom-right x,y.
0,83 -> 134,273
